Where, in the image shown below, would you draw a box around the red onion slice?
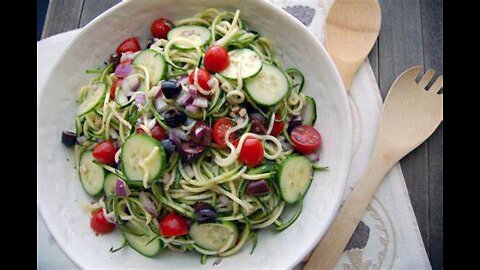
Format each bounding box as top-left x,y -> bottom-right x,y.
193,96 -> 208,108
135,93 -> 147,105
139,192 -> 158,217
246,180 -> 270,196
188,85 -> 198,97
186,104 -> 200,114
178,74 -> 189,86
120,52 -> 135,62
115,63 -> 132,78
154,97 -> 168,112
115,179 -> 131,197
176,91 -> 194,106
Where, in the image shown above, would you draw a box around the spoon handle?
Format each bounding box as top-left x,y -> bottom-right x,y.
303,147 -> 397,270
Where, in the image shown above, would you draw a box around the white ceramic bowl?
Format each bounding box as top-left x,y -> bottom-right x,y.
37,0 -> 352,269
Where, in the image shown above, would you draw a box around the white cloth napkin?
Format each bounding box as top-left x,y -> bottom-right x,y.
37,1 -> 432,268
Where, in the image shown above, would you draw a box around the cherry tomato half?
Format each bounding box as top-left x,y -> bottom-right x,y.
151,18 -> 172,39
212,117 -> 237,148
116,37 -> 141,55
109,79 -> 122,100
204,46 -> 229,73
90,209 -> 115,234
270,114 -> 285,136
93,141 -> 117,165
189,68 -> 211,91
150,124 -> 167,141
159,212 -> 189,237
290,125 -> 322,154
235,137 -> 264,167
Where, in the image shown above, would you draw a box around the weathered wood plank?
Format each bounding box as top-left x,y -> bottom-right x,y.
41,0 -> 85,39
368,39 -> 379,81
79,0 -> 121,27
377,0 -> 430,256
420,0 -> 443,269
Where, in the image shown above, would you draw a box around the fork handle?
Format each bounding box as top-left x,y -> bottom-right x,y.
303,149 -> 397,270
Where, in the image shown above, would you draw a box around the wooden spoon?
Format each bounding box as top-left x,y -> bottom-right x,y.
325,0 -> 381,90
304,66 -> 443,269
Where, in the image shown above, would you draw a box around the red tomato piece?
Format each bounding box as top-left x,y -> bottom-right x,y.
212,118 -> 237,148
189,68 -> 211,90
159,212 -> 189,237
90,209 -> 115,234
116,37 -> 141,55
204,46 -> 229,73
92,141 -> 117,165
290,125 -> 322,154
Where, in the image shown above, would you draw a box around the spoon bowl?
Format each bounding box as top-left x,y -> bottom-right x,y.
325,0 -> 381,90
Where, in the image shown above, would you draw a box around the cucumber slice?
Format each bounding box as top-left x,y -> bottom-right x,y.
245,63 -> 289,106
220,49 -> 262,79
167,25 -> 211,50
122,221 -> 149,236
277,156 -> 313,203
103,173 -> 117,197
123,231 -> 161,257
121,134 -> 167,183
79,151 -> 105,196
302,96 -> 317,126
189,222 -> 238,251
133,49 -> 167,85
77,83 -> 106,116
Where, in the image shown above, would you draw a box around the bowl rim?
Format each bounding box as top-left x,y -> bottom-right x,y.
37,0 -> 353,268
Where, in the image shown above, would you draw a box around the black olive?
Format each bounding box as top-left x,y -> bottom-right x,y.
164,109 -> 187,128
250,118 -> 267,135
145,38 -> 155,49
180,142 -> 204,164
61,131 -> 77,147
189,121 -> 212,146
161,139 -> 176,157
161,80 -> 182,99
108,54 -> 120,69
193,202 -> 217,223
287,117 -> 303,134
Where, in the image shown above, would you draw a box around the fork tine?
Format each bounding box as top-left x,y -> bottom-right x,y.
428,75 -> 443,93
418,69 -> 436,89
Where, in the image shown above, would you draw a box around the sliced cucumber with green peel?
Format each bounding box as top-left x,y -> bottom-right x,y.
122,221 -> 149,236
189,222 -> 238,251
220,49 -> 262,79
123,231 -> 161,257
79,151 -> 105,196
133,49 -> 167,85
121,134 -> 167,183
302,96 -> 317,126
245,63 -> 289,106
77,83 -> 106,116
167,25 -> 211,50
103,173 -> 117,197
277,156 -> 313,203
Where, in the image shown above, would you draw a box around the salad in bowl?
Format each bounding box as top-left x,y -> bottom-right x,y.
62,8 -> 326,263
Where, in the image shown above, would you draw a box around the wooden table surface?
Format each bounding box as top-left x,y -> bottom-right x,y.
41,0 -> 443,269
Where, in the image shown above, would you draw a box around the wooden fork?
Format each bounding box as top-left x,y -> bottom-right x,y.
304,66 -> 443,270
